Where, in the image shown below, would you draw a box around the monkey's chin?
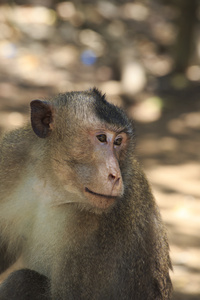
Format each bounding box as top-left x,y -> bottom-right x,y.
84,187 -> 117,210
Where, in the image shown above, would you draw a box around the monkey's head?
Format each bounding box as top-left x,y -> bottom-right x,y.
30,88 -> 135,212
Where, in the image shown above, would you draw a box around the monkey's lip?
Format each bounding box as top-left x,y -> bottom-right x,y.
84,187 -> 117,210
85,187 -> 116,199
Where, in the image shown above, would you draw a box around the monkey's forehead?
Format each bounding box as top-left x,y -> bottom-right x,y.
76,90 -> 131,126
52,88 -> 134,134
81,101 -> 132,136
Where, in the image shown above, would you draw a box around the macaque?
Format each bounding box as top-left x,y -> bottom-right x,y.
0,88 -> 172,299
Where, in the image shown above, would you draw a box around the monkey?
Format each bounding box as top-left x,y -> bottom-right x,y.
0,88 -> 172,299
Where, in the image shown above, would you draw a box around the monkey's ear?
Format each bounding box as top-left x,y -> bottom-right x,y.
30,100 -> 53,138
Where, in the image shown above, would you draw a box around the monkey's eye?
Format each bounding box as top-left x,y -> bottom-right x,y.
96,134 -> 107,143
114,137 -> 122,146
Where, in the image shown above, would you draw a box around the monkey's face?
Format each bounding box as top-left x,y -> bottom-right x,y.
51,127 -> 128,211
78,129 -> 127,210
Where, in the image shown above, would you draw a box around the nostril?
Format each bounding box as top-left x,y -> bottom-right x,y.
108,174 -> 121,186
109,174 -> 116,181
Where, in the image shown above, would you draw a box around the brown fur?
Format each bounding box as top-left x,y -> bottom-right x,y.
0,88 -> 172,299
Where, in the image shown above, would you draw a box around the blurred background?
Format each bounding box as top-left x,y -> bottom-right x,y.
0,0 -> 200,299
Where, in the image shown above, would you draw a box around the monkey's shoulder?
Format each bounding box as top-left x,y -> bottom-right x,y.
0,126 -> 39,189
0,126 -> 38,160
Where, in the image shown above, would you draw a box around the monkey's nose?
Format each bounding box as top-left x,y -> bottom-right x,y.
108,173 -> 121,186
108,173 -> 123,196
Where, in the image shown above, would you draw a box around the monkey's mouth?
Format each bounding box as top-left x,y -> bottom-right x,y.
84,187 -> 117,210
85,187 -> 116,199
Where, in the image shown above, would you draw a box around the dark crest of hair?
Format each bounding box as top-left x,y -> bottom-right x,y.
91,87 -> 132,134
